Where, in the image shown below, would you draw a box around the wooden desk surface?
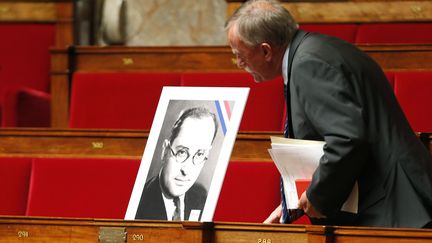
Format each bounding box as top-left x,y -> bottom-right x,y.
0,128 -> 281,161
1,128 -> 430,160
1,216 -> 432,243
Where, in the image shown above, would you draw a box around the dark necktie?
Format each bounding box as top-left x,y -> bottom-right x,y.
280,178 -> 291,223
172,197 -> 181,220
281,83 -> 291,223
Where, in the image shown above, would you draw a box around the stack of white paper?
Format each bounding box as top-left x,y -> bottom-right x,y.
268,137 -> 358,213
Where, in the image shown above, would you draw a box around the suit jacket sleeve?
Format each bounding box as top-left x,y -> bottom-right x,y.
292,54 -> 368,216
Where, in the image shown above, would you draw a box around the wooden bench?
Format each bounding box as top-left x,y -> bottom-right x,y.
0,129 -> 283,223
0,128 -> 429,225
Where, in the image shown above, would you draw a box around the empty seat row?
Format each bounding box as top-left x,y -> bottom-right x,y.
300,23 -> 432,44
2,21 -> 432,128
69,72 -> 286,132
393,72 -> 432,133
0,157 -> 290,223
69,71 -> 432,133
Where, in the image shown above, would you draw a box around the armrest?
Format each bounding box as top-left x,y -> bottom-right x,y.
2,87 -> 50,127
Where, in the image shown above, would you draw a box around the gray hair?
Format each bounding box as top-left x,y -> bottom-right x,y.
226,0 -> 298,47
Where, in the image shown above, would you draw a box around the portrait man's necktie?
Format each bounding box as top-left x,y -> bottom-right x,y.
172,197 -> 181,220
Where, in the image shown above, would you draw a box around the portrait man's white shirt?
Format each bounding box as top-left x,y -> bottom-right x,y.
162,193 -> 185,220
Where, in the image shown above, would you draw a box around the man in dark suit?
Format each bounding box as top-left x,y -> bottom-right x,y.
226,0 -> 432,228
135,107 -> 218,221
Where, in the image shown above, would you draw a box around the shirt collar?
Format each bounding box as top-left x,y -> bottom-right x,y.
162,193 -> 185,220
282,45 -> 290,86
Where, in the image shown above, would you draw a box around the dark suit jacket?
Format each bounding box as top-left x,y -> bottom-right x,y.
286,30 -> 432,227
135,176 -> 207,221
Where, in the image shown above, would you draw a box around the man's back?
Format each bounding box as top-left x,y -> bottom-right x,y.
289,31 -> 432,227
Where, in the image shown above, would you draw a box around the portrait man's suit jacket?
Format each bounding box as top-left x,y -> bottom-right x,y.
286,30 -> 432,227
135,176 -> 207,221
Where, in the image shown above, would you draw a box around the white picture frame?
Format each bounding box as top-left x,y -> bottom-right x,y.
125,86 -> 249,222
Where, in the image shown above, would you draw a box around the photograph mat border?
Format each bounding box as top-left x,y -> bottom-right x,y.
125,86 -> 249,221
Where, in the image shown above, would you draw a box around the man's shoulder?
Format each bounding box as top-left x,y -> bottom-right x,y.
297,32 -> 357,56
293,33 -> 365,76
188,182 -> 208,198
143,176 -> 160,194
185,182 -> 208,211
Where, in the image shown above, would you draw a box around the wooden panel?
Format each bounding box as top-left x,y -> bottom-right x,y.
1,128 -> 429,160
0,0 -> 74,46
51,45 -> 432,73
127,221 -> 213,243
0,216 -> 209,243
50,74 -> 70,128
227,1 -> 432,23
0,216 -> 316,243
1,217 -> 432,243
0,2 -> 56,22
73,46 -> 239,73
55,1 -> 74,47
50,47 -> 71,127
0,128 -> 279,161
361,44 -> 432,71
213,222 -> 310,243
331,225 -> 432,243
0,217 -> 98,243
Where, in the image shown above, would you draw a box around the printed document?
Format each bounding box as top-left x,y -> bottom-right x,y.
268,136 -> 358,213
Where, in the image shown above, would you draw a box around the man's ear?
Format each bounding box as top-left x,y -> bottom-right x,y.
260,43 -> 273,61
161,139 -> 169,160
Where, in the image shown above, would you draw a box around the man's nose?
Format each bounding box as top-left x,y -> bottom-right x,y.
180,157 -> 194,174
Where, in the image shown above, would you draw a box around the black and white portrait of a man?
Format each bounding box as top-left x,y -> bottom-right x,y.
135,100 -> 223,221
125,87 -> 249,222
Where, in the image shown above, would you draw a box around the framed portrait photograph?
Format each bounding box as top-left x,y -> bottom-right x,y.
125,86 -> 249,222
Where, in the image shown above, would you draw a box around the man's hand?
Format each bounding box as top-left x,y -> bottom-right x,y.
263,204 -> 282,224
298,191 -> 326,219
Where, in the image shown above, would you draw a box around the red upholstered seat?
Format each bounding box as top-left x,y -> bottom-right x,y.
0,157 -> 32,216
26,158 -> 140,219
355,23 -> 432,44
2,87 -> 50,127
300,24 -> 358,43
0,24 -> 54,94
394,71 -> 432,133
181,72 -> 285,131
69,72 -> 181,129
213,161 -> 281,223
0,24 -> 55,126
